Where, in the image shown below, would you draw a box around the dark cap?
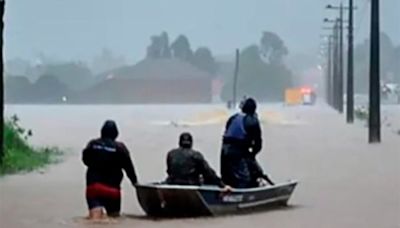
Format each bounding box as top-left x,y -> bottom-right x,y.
179,132 -> 193,148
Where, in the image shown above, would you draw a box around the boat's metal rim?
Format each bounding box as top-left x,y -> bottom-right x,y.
135,179 -> 298,193
237,194 -> 292,209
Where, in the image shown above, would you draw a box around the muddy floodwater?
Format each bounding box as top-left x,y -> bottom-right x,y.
1,104 -> 399,228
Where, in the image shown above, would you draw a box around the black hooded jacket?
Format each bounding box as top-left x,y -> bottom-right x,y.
82,121 -> 137,188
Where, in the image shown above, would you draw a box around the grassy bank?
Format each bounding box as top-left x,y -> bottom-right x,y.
1,115 -> 62,175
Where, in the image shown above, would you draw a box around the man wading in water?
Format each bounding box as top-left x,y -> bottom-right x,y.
82,120 -> 138,220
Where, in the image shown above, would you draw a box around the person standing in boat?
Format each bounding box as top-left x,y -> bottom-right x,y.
221,97 -> 269,188
82,120 -> 138,220
166,132 -> 232,192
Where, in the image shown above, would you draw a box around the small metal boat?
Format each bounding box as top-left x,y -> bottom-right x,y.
135,180 -> 298,217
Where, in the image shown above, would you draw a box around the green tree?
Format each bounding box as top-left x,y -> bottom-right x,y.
390,46 -> 400,84
354,40 -> 369,93
146,31 -> 171,59
146,35 -> 163,59
260,31 -> 289,64
171,35 -> 193,61
4,76 -> 31,103
221,44 -> 293,102
30,75 -> 70,102
192,47 -> 218,75
380,33 -> 396,79
160,32 -> 172,58
354,32 -> 398,93
35,62 -> 93,91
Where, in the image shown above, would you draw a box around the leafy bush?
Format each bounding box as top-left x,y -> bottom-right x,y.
1,115 -> 62,175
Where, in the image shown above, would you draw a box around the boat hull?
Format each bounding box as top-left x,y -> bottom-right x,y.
135,181 -> 297,217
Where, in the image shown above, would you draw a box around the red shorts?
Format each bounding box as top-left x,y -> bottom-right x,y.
86,183 -> 121,213
86,183 -> 121,199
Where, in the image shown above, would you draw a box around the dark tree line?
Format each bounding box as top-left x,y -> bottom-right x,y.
5,75 -> 70,103
5,62 -> 94,103
146,31 -> 294,102
354,32 -> 400,93
221,31 -> 293,102
146,32 -> 218,75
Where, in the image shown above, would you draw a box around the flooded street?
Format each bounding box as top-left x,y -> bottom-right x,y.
1,104 -> 399,228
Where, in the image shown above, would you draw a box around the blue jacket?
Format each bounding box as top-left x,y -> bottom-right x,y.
223,113 -> 262,154
224,113 -> 247,140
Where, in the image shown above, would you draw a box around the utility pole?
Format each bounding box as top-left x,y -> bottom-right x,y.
323,22 -> 339,111
322,20 -> 339,110
326,3 -> 356,115
323,39 -> 330,106
333,20 -> 340,111
338,3 -> 344,114
327,36 -> 333,107
322,34 -> 333,107
232,49 -> 240,109
0,0 -> 5,164
347,0 -> 354,123
369,0 -> 381,143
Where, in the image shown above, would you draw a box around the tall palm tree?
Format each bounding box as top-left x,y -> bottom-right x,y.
0,0 -> 5,163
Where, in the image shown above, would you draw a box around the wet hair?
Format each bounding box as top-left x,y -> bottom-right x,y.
179,132 -> 193,149
241,97 -> 257,115
101,120 -> 119,140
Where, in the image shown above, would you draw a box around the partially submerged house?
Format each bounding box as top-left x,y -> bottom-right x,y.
78,59 -> 214,104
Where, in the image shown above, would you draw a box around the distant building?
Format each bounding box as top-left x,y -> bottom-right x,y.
77,59 -> 213,104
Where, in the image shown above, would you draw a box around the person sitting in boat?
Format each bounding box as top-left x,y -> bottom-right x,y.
82,120 -> 138,220
166,132 -> 232,192
221,97 -> 272,188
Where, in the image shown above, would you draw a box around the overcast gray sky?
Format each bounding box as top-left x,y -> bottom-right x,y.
4,0 -> 400,63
